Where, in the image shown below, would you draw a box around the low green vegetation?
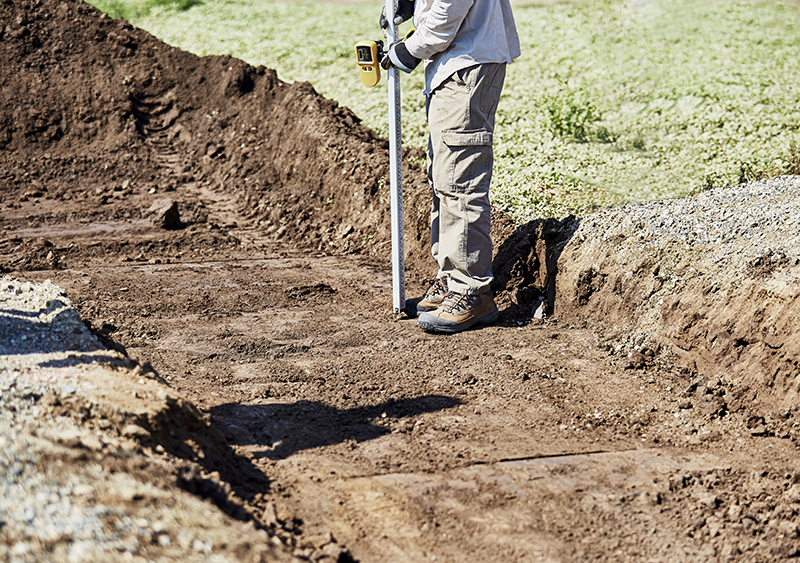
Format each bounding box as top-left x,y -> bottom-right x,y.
93,0 -> 200,20
89,0 -> 800,222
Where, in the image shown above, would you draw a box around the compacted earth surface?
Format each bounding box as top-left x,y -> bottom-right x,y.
2,1 -> 800,562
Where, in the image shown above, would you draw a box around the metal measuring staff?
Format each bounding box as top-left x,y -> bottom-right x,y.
353,2 -> 406,314
386,0 -> 406,314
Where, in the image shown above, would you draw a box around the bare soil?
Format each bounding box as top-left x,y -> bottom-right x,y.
2,1 -> 800,561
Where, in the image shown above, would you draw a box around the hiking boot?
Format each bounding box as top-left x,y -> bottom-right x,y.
404,277 -> 449,318
417,290 -> 499,333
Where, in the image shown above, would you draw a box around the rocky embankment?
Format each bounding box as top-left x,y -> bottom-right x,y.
556,176 -> 800,415
0,277 -> 302,562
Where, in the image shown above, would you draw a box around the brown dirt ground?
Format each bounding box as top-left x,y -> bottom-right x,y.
2,1 -> 800,561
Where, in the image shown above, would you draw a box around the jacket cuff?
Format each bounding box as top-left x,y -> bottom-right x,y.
390,42 -> 421,73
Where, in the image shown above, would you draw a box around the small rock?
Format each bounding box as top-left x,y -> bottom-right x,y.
12,542 -> 31,556
719,542 -> 740,558
147,199 -> 180,229
698,494 -> 720,509
728,503 -> 743,520
118,485 -> 144,502
305,531 -> 333,549
533,298 -> 547,319
707,517 -> 723,537
680,377 -> 707,398
121,424 -> 151,440
777,520 -> 799,538
317,543 -> 345,561
626,351 -> 647,370
261,503 -> 278,527
73,484 -> 94,496
79,433 -> 103,451
338,224 -> 354,239
782,484 -> 800,504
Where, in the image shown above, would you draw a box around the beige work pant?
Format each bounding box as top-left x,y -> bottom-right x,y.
427,62 -> 506,296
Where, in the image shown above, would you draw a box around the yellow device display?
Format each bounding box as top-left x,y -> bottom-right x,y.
355,40 -> 382,88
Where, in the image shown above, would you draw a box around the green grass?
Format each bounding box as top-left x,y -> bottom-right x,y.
89,0 -> 800,222
93,0 -> 200,20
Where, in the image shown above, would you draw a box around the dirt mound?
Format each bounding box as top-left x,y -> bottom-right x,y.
555,178 -> 800,415
0,276 -> 314,561
0,0 -> 439,277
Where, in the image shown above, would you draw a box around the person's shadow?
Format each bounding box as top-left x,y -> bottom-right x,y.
209,395 -> 462,460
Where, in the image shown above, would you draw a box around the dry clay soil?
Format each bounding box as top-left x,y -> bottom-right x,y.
3,1 -> 800,561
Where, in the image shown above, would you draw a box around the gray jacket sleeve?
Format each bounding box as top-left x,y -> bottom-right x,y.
404,0 -> 475,60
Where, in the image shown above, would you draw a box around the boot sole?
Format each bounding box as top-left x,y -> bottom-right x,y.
418,309 -> 500,334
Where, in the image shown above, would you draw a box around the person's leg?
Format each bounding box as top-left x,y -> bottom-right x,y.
403,94 -> 447,318
418,63 -> 506,332
427,63 -> 506,295
402,125 -> 445,319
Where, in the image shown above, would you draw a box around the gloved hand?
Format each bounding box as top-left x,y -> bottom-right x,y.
379,0 -> 414,31
380,39 -> 421,73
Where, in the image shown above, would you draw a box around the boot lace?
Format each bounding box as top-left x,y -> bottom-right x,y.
424,278 -> 448,300
440,291 -> 474,314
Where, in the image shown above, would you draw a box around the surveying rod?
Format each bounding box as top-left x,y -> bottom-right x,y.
386,0 -> 406,314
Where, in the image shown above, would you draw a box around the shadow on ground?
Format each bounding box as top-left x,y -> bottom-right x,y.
210,395 -> 463,460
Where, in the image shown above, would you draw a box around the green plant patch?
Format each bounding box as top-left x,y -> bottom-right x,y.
91,0 -> 201,20
90,0 -> 800,222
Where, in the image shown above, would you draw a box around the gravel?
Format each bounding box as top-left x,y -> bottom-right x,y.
0,277 -> 102,356
0,277 -> 135,561
0,276 -> 294,562
575,175 -> 800,268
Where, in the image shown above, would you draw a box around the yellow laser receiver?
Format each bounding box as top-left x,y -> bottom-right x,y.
355,40 -> 382,88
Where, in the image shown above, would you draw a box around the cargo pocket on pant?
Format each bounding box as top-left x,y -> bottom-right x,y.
440,129 -> 493,195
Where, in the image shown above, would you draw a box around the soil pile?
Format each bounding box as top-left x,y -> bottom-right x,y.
556,177 -> 800,414
0,276 -> 307,562
0,0 -> 436,276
